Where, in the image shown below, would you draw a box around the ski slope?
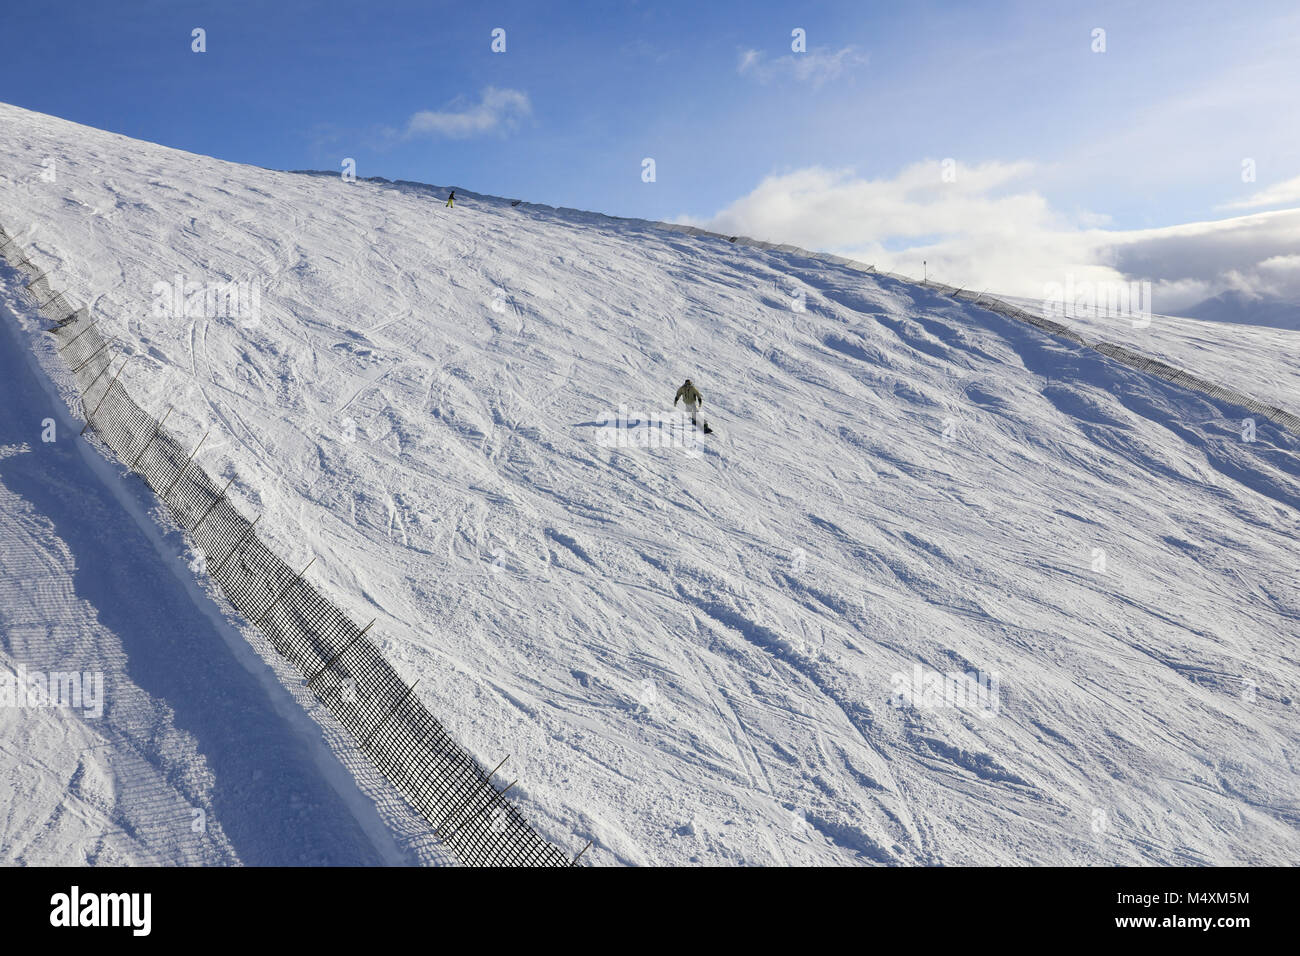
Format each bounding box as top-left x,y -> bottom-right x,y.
997,293 -> 1300,416
2,101 -> 1299,865
0,286 -> 447,866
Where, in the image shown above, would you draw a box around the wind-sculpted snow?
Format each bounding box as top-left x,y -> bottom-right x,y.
2,101 -> 1298,865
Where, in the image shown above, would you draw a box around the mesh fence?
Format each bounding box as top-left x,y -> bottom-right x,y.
1,225 -> 580,867
6,208 -> 1295,866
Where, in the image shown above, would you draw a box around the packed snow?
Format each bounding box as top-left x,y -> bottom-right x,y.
997,293 -> 1300,415
2,102 -> 1298,865
0,287 -> 448,865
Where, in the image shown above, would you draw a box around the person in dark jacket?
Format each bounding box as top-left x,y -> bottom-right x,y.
446,190 -> 455,208
673,378 -> 711,432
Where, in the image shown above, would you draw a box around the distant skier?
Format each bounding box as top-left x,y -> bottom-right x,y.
673,378 -> 712,433
446,190 -> 455,208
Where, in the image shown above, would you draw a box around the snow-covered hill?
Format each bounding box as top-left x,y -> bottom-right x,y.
2,102 -> 1298,866
0,284 -> 444,866
996,293 -> 1300,415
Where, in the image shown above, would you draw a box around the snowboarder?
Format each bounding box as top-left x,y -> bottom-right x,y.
446,190 -> 455,208
673,378 -> 712,433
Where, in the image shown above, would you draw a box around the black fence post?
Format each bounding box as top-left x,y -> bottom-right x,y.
252,556 -> 316,627
78,349 -> 118,396
190,475 -> 235,532
305,621 -> 374,687
71,339 -> 111,374
160,429 -> 210,502
210,514 -> 261,578
128,406 -> 172,469
81,358 -> 130,435
439,780 -> 518,843
361,679 -> 420,749
433,756 -> 508,836
56,318 -> 98,352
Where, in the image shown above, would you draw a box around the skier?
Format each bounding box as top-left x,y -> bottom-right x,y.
673,378 -> 712,433
446,189 -> 455,208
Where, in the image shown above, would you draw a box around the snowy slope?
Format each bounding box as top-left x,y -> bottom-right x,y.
0,288 -> 446,866
997,293 -> 1300,416
2,102 -> 1298,866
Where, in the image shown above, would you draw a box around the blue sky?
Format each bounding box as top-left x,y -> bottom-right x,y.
4,0 -> 1299,306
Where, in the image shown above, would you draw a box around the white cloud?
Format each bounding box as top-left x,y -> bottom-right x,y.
1217,175 -> 1300,211
405,87 -> 531,139
699,161 -> 1043,249
737,46 -> 867,87
690,162 -> 1300,315
1109,214 -> 1300,310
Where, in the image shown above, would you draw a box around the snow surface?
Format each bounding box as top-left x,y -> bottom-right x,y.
2,102 -> 1299,865
996,293 -> 1300,416
0,287 -> 449,865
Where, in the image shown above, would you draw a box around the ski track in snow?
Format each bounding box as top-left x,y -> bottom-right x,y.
2,101 -> 1299,865
0,289 -> 446,866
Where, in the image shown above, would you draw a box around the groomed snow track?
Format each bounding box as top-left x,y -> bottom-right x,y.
0,222 -> 582,868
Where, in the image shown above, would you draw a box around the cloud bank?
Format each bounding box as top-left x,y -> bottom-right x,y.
1217,174 -> 1300,212
691,163 -> 1300,316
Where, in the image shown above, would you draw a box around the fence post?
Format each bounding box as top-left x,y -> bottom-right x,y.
305,621 -> 375,687
483,755 -> 509,783
128,407 -> 173,469
56,318 -> 98,352
438,780 -> 518,843
190,475 -> 235,533
80,357 -> 130,435
210,514 -> 261,578
71,339 -> 111,374
79,348 -> 119,397
434,756 -> 509,835
159,429 -> 210,502
361,679 -> 420,748
252,556 -> 316,627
